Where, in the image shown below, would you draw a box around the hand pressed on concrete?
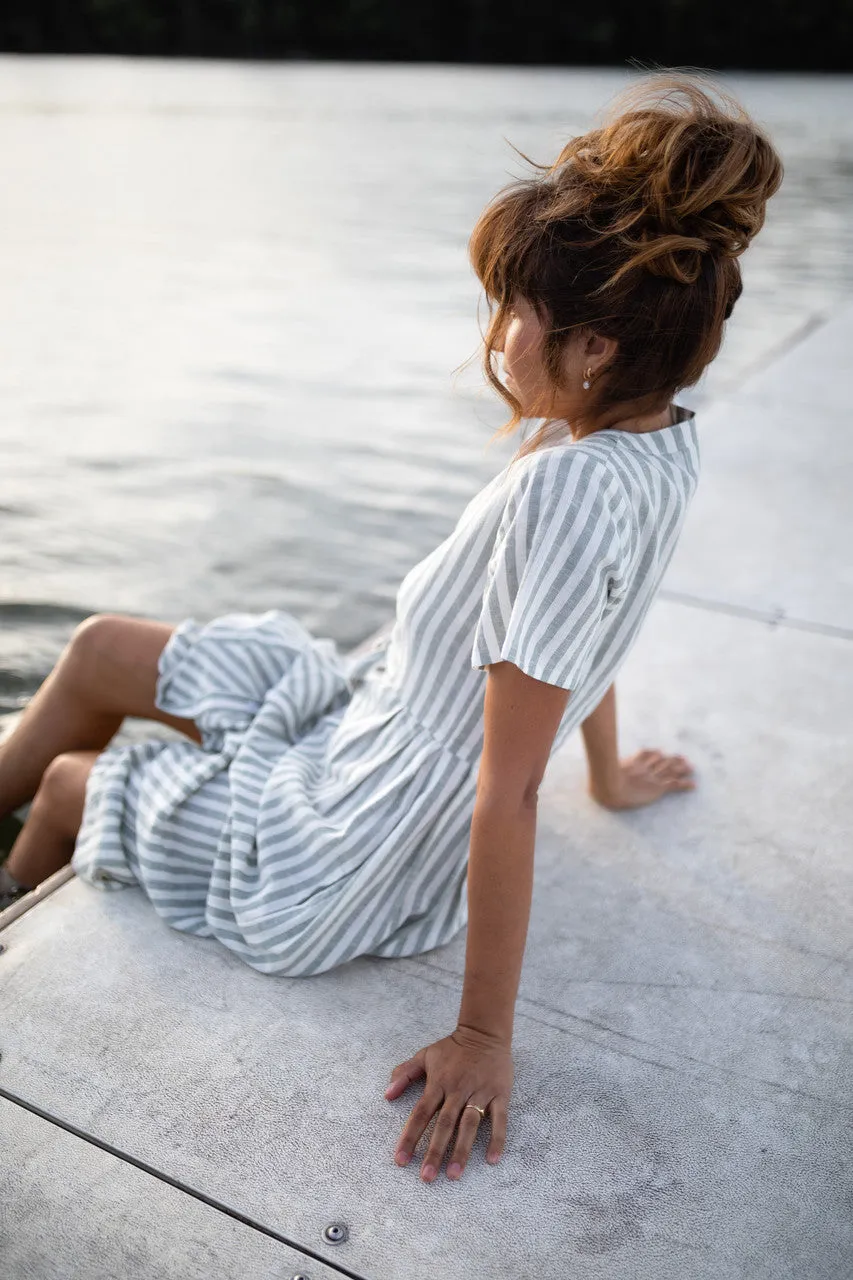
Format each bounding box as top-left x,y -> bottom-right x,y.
589,748 -> 697,810
384,1024 -> 513,1183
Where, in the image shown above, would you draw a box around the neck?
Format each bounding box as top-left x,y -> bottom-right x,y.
610,402 -> 678,434
570,402 -> 680,440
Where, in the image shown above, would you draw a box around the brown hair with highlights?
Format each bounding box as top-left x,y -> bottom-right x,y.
468,70 -> 784,458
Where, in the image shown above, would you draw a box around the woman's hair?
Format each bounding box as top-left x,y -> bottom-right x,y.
468,70 -> 784,457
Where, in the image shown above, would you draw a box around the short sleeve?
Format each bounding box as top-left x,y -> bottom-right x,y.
471,450 -> 624,691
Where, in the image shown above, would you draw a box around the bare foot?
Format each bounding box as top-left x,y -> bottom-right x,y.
589,749 -> 697,810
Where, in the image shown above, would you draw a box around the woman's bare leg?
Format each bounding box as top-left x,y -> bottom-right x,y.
0,613 -> 201,821
4,750 -> 98,887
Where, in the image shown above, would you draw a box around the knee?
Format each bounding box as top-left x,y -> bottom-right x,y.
66,613 -> 129,681
32,753 -> 91,833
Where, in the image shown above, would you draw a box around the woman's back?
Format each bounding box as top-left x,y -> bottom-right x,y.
345,407 -> 700,763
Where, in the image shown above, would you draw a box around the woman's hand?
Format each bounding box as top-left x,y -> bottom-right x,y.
384,1024 -> 514,1182
590,748 -> 696,810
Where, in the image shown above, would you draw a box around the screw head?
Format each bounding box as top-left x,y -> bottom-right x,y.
322,1222 -> 348,1244
290,1274 -> 311,1280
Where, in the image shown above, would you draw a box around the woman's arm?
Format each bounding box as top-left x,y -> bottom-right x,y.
385,663 -> 695,1181
580,681 -> 621,804
460,674 -> 696,1046
456,791 -> 537,1045
385,659 -> 567,1180
457,660 -> 571,1044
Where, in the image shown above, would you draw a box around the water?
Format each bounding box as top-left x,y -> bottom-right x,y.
1,57 -> 852,725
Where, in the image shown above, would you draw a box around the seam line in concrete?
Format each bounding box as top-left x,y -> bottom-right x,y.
659,588 -> 853,640
397,958 -> 850,1114
0,1086 -> 372,1280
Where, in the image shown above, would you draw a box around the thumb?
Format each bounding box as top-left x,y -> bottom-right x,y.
384,1051 -> 426,1099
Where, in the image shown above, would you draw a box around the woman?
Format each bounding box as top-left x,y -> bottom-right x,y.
0,71 -> 783,1182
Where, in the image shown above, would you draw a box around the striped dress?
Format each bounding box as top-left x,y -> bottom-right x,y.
71,411 -> 700,976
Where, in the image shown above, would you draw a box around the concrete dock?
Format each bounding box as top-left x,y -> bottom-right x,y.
2,302 -> 852,1279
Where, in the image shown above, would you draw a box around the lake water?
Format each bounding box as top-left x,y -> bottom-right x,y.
1,57 -> 851,725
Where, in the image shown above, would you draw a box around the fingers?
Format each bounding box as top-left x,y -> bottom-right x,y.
395,1094 -> 504,1182
448,1096 -> 507,1177
652,764 -> 695,791
384,1052 -> 426,1101
419,1096 -> 467,1183
485,1097 -> 507,1165
657,756 -> 695,784
393,1084 -> 444,1170
638,748 -> 691,768
422,1096 -> 493,1183
639,750 -> 696,787
649,757 -> 685,776
445,1107 -> 482,1180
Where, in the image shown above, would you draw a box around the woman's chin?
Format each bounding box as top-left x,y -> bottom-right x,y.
502,374 -> 535,415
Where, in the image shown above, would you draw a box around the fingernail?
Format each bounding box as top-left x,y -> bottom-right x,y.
487,1152 -> 499,1164
395,1150 -> 410,1165
447,1162 -> 462,1178
422,1164 -> 436,1181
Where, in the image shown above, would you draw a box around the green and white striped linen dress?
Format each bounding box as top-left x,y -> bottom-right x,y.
71,410 -> 699,976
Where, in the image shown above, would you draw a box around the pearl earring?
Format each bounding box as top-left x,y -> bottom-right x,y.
582,367 -> 592,390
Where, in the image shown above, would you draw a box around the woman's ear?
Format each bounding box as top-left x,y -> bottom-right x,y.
584,331 -> 618,374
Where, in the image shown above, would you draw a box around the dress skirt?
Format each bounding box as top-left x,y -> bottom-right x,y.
71,610 -> 478,977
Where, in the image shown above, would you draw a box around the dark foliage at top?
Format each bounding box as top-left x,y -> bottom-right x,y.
2,0 -> 852,71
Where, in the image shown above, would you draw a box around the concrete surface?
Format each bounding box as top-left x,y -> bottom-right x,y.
665,302 -> 853,632
1,302 -> 852,1279
0,1098 -> 345,1280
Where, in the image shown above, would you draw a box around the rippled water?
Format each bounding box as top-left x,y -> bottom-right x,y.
1,58 -> 852,723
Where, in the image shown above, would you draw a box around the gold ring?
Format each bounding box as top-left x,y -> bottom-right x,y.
464,1103 -> 486,1118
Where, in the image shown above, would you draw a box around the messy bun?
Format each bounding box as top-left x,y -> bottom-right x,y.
469,71 -> 784,452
